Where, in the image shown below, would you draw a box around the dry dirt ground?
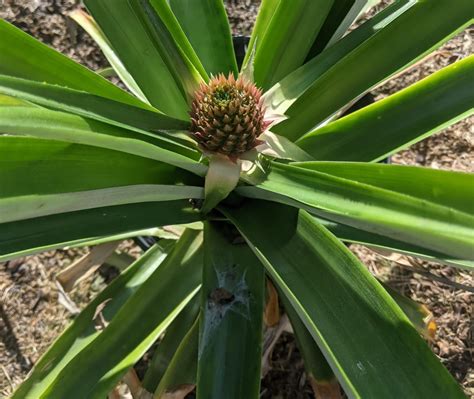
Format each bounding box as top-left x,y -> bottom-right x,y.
0,1 -> 472,398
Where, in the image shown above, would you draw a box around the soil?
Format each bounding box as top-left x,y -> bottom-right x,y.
0,1 -> 472,398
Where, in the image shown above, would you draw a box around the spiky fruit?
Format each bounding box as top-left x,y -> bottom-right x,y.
190,73 -> 266,158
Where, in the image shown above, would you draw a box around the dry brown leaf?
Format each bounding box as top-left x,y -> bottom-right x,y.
309,376 -> 343,399
161,384 -> 196,399
56,241 -> 120,292
264,279 -> 280,327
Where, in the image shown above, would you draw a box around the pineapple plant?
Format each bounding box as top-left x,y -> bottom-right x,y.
0,0 -> 473,398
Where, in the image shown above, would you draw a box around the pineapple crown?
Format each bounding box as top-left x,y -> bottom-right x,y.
190,73 -> 268,159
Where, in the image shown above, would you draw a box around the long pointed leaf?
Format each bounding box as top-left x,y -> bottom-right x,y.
271,0 -> 473,140
169,0 -> 238,76
0,228 -> 161,263
317,217 -> 473,270
0,106 -> 205,175
311,0 -> 378,59
0,19 -> 144,108
13,242 -> 174,398
0,184 -> 203,224
222,201 -> 464,398
0,201 -> 201,261
83,0 -> 189,118
142,296 -> 200,392
263,0 -> 413,115
145,0 -> 209,78
154,318 -> 199,398
133,0 -> 207,98
197,221 -> 264,399
37,230 -> 202,399
282,272 -> 438,397
282,292 -> 342,399
252,0 -> 334,90
0,136 -> 198,198
305,0 -> 358,59
0,74 -> 190,133
243,0 -> 280,69
70,9 -> 149,103
239,162 -> 474,259
296,56 -> 474,161
293,162 -> 474,214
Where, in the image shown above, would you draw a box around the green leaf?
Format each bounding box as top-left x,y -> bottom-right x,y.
201,154 -> 241,214
260,131 -> 314,161
0,19 -> 144,108
283,272 -> 438,396
142,296 -> 200,392
381,283 -> 436,340
0,203 -> 182,261
145,0 -> 209,77
239,162 -> 474,260
0,129 -> 201,224
317,217 -> 473,270
270,0 -> 473,140
169,0 -> 238,76
281,290 -> 341,398
35,230 -> 202,399
132,0 -> 208,98
286,273 -> 438,389
0,227 -> 164,263
321,0 -> 387,51
292,162 -> 474,214
69,9 -> 149,103
243,0 -> 280,69
96,66 -> 116,78
296,56 -> 474,161
0,92 -> 32,106
83,0 -> 189,118
0,106 -> 205,175
0,74 -> 191,132
0,184 -> 203,224
197,221 -> 264,399
305,0 -> 362,59
0,201 -> 201,261
0,136 -> 198,198
13,242 -> 174,398
251,0 -> 334,90
154,318 -> 199,398
222,201 -> 465,398
262,0 -> 413,116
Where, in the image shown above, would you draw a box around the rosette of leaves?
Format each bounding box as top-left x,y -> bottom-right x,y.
0,0 -> 473,398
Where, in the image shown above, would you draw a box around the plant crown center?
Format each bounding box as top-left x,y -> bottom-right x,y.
190,73 -> 265,158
